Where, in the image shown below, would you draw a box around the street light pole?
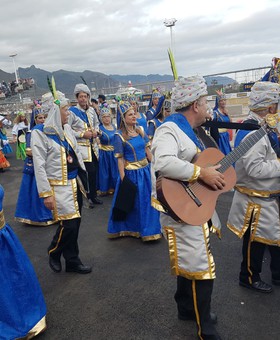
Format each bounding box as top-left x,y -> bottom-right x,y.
9,53 -> 19,84
163,18 -> 177,54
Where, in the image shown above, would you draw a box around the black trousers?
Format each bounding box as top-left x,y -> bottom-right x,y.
175,276 -> 218,339
85,149 -> 98,201
240,226 -> 280,283
48,186 -> 83,265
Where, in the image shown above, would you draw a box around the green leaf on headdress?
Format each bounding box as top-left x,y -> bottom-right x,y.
51,76 -> 58,101
168,48 -> 178,81
47,75 -> 54,98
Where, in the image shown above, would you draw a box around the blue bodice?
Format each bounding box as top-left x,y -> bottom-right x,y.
99,124 -> 116,145
114,131 -> 149,162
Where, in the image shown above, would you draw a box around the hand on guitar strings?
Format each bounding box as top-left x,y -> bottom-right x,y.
199,164 -> 226,191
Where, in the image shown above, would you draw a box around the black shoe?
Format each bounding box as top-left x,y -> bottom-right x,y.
179,311 -> 217,324
92,197 -> 103,205
239,280 -> 272,293
49,256 -> 62,273
87,199 -> 95,209
65,264 -> 92,274
272,278 -> 280,286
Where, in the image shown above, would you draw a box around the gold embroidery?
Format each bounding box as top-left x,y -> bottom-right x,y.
124,158 -> 148,170
192,281 -> 203,340
14,217 -> 56,226
235,185 -> 280,198
188,165 -> 201,183
38,190 -> 53,198
151,197 -> 167,213
142,234 -> 162,241
0,210 -> 5,229
99,145 -> 114,151
16,316 -> 47,339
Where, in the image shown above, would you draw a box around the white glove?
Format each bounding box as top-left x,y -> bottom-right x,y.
2,140 -> 9,146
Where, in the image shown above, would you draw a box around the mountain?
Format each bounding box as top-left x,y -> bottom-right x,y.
109,74 -> 174,85
0,65 -> 236,100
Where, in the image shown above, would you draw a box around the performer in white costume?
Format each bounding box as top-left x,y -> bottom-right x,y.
151,76 -> 225,340
227,81 -> 280,293
31,89 -> 92,274
68,83 -> 102,208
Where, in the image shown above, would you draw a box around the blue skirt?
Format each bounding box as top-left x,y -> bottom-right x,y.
108,164 -> 161,241
15,171 -> 54,226
0,223 -> 47,339
98,150 -> 118,194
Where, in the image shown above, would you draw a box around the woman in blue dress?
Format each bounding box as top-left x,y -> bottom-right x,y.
0,184 -> 47,339
15,109 -> 55,226
212,90 -> 232,155
145,90 -> 161,121
0,116 -> 13,155
128,96 -> 148,133
108,102 -> 161,241
147,95 -> 171,140
98,106 -> 118,196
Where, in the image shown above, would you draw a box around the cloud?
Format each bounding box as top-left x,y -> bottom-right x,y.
0,0 -> 279,78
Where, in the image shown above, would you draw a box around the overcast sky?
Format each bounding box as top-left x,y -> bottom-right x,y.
0,0 -> 279,78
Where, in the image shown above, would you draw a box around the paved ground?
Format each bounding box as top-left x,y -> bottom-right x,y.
1,148 -> 280,340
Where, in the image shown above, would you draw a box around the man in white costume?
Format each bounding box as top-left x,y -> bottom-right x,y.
68,83 -> 102,208
227,81 -> 280,293
151,76 -> 225,340
31,91 -> 92,274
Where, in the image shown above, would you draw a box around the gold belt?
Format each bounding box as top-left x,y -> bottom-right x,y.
124,158 -> 148,170
0,210 -> 5,229
235,185 -> 280,198
218,128 -> 228,133
99,145 -> 114,151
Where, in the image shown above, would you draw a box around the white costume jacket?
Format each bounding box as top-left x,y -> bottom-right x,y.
227,113 -> 280,245
151,119 -> 221,280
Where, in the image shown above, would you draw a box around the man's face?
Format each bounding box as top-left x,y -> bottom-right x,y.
60,105 -> 70,125
77,92 -> 89,108
196,96 -> 209,126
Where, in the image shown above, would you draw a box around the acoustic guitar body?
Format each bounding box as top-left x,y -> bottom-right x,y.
157,148 -> 236,225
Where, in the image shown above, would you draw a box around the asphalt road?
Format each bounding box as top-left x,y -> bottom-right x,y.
1,149 -> 280,340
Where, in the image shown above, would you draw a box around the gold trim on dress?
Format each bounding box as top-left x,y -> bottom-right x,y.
142,233 -> 162,241
16,316 -> 47,339
14,217 -> 56,226
124,158 -> 148,170
99,144 -> 114,151
209,224 -> 221,239
108,231 -> 141,239
235,185 -> 280,198
0,210 -> 5,229
202,222 -> 215,280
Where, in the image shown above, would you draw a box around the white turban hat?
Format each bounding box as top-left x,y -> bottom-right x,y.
171,75 -> 208,110
249,81 -> 280,112
74,83 -> 91,97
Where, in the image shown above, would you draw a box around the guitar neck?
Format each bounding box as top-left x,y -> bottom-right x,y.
218,126 -> 267,173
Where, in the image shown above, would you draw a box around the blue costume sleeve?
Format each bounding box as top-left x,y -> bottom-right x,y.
113,133 -> 124,157
26,131 -> 31,148
147,121 -> 155,138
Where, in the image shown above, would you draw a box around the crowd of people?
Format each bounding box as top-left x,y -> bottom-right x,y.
0,78 -> 35,98
1,58 -> 280,339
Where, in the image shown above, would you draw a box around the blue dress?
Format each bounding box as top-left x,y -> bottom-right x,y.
107,131 -> 161,241
213,109 -> 232,155
14,131 -> 54,226
136,112 -> 148,133
0,128 -> 12,155
0,185 -> 47,339
98,124 -> 118,195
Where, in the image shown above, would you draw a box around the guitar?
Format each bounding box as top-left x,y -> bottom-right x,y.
156,114 -> 279,225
